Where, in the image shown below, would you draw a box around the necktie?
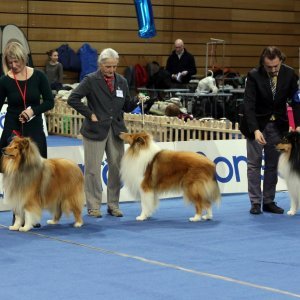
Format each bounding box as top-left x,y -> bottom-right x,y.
270,76 -> 277,98
104,76 -> 114,93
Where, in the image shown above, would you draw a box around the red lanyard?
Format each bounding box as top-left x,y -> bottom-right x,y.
13,68 -> 27,109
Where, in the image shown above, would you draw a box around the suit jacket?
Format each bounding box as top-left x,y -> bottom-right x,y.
241,64 -> 299,138
68,70 -> 138,140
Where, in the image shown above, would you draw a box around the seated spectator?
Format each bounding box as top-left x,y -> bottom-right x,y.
166,39 -> 197,86
146,61 -> 172,89
45,49 -> 63,92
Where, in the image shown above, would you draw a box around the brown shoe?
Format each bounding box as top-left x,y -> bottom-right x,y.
87,209 -> 102,218
250,203 -> 262,215
107,207 -> 123,217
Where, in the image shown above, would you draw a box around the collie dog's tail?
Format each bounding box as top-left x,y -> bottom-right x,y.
183,177 -> 221,209
205,178 -> 221,205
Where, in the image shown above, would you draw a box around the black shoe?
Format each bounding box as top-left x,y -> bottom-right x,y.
263,202 -> 284,214
33,223 -> 41,228
250,203 -> 262,215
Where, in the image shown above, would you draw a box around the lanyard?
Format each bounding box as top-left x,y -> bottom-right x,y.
13,68 -> 27,109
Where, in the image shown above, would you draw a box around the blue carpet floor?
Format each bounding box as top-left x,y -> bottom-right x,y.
1,193 -> 300,300
47,135 -> 83,147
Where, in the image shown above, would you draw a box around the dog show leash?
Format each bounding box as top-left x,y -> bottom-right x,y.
12,68 -> 29,137
137,92 -> 150,127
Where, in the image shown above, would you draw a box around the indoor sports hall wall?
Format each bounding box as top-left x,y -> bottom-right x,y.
0,0 -> 299,83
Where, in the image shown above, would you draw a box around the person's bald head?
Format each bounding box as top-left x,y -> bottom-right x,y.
174,39 -> 184,55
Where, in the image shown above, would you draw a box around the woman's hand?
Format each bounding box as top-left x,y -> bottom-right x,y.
137,93 -> 150,104
19,107 -> 34,123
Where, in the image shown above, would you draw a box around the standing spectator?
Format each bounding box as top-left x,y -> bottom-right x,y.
0,41 -> 54,228
68,48 -> 139,218
241,46 -> 300,215
45,49 -> 63,92
0,41 -> 54,159
166,39 -> 197,85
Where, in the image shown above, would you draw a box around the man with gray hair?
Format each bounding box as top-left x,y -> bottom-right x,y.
68,48 -> 139,218
166,39 -> 197,85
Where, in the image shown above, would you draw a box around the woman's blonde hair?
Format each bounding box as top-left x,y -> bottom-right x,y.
2,41 -> 28,74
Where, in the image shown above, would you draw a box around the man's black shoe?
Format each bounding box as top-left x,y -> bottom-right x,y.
263,202 -> 284,214
250,203 -> 262,215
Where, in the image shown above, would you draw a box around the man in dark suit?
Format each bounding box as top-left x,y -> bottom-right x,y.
242,46 -> 300,215
166,39 -> 196,86
68,48 -> 139,218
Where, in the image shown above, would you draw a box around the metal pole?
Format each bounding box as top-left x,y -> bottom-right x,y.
205,38 -> 225,89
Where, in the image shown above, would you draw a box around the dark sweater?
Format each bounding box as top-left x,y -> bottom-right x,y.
0,70 -> 54,136
166,49 -> 197,83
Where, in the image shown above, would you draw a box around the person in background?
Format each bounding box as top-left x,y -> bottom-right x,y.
166,39 -> 197,86
45,49 -> 63,92
146,61 -> 171,89
68,48 -> 140,218
0,41 -> 54,227
242,46 -> 300,215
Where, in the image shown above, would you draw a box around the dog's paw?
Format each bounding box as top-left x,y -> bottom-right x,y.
9,225 -> 20,231
136,215 -> 147,221
19,226 -> 32,232
287,210 -> 296,216
73,222 -> 83,228
47,219 -> 58,225
189,215 -> 201,222
202,214 -> 213,221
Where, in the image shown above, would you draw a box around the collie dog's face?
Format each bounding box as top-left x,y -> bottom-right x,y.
2,136 -> 31,159
276,132 -> 300,153
119,132 -> 152,150
1,136 -> 40,173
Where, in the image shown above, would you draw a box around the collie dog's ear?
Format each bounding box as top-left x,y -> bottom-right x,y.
119,132 -> 135,144
136,136 -> 145,145
19,137 -> 31,150
119,132 -> 126,139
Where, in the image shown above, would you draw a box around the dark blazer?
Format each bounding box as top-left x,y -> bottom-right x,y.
68,70 -> 138,140
166,49 -> 197,83
241,64 -> 299,138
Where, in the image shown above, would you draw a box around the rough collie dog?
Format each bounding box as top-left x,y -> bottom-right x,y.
120,132 -> 220,222
1,136 -> 84,231
276,131 -> 300,216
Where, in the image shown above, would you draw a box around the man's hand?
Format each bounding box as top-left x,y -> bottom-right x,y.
91,113 -> 98,122
254,129 -> 266,145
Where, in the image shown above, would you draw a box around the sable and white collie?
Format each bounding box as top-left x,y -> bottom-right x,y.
277,131 -> 300,216
120,132 -> 220,222
1,136 -> 84,231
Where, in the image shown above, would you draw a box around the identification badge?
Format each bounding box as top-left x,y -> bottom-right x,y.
116,90 -> 123,98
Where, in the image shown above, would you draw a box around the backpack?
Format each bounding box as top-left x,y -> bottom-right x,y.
134,64 -> 148,88
78,43 -> 98,81
57,44 -> 81,72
